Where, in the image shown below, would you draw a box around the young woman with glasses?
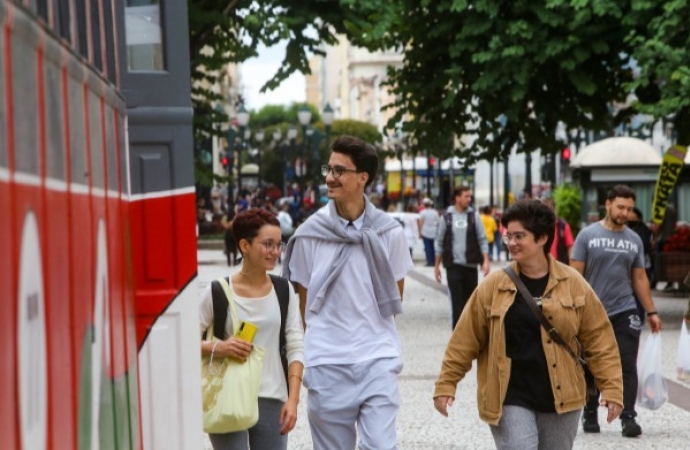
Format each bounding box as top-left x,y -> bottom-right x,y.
199,208 -> 304,450
434,199 -> 623,450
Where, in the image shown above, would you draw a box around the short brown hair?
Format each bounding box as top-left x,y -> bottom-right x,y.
607,184 -> 636,202
331,135 -> 379,188
232,208 -> 279,245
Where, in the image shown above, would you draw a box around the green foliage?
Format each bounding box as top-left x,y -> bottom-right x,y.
362,0 -> 641,165
553,184 -> 582,234
624,0 -> 690,145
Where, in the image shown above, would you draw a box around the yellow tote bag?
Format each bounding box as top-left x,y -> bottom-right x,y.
201,278 -> 265,434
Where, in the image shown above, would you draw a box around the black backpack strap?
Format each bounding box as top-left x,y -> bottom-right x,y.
269,274 -> 290,386
211,277 -> 229,340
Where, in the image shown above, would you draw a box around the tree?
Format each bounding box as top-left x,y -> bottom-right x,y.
625,1 -> 690,145
370,1 -> 644,165
188,1 -> 392,186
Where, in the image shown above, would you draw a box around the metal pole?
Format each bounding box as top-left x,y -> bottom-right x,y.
489,158 -> 494,207
503,154 -> 510,210
237,125 -> 245,195
524,150 -> 532,196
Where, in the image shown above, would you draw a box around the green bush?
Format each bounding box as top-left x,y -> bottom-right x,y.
553,184 -> 582,235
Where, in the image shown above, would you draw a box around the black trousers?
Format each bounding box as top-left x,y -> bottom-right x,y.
446,264 -> 478,329
585,309 -> 642,419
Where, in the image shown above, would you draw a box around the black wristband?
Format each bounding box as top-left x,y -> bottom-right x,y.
647,311 -> 658,316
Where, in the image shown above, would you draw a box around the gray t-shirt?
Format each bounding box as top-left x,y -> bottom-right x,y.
419,208 -> 440,239
571,222 -> 645,316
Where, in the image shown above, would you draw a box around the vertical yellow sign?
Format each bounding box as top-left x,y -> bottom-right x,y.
652,145 -> 688,225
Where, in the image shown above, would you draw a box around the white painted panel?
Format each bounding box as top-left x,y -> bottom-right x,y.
139,281 -> 203,450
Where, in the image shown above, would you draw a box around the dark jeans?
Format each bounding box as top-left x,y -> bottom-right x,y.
422,237 -> 435,266
488,242 -> 494,261
585,309 -> 642,419
446,264 -> 478,329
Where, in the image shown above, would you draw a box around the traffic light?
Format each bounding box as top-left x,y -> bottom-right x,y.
560,147 -> 571,171
220,152 -> 229,168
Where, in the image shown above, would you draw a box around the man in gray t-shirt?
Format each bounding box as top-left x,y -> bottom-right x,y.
571,184 -> 662,438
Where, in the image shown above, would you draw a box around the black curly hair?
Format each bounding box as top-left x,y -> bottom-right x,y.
501,199 -> 556,257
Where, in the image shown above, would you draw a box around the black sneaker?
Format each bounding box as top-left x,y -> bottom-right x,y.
582,410 -> 600,433
621,418 -> 642,437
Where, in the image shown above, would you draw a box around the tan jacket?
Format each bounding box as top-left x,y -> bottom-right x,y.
434,256 -> 623,425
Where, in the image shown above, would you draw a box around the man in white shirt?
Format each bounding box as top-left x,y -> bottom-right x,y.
283,135 -> 414,450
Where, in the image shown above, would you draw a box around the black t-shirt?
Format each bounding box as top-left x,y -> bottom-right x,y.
503,272 -> 556,412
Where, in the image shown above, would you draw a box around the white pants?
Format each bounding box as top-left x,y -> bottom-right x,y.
304,357 -> 402,450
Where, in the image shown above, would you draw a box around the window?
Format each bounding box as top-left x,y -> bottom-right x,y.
105,106 -> 118,191
68,76 -> 87,185
88,92 -> 104,188
44,61 -> 65,180
0,23 -> 6,169
12,33 -> 39,174
125,0 -> 165,71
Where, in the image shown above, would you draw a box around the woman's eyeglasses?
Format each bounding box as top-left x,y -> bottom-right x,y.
259,241 -> 283,253
321,165 -> 359,178
501,232 -> 530,245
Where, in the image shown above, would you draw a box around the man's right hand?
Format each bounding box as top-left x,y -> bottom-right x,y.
434,265 -> 442,282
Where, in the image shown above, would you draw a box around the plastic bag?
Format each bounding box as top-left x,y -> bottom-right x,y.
636,333 -> 668,410
677,320 -> 690,383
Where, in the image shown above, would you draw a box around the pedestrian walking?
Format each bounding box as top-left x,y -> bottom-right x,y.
434,186 -> 490,329
418,197 -> 440,266
480,206 -> 498,261
434,199 -> 623,450
200,208 -> 305,449
542,198 -> 574,264
570,184 -> 662,438
282,135 -> 414,450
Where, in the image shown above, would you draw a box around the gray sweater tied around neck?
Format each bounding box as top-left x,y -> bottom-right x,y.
282,195 -> 404,317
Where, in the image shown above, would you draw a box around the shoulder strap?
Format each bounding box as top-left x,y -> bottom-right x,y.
269,274 -> 290,385
502,267 -> 585,366
558,219 -> 565,236
211,277 -> 230,340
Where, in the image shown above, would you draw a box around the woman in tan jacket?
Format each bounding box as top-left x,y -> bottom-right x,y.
434,199 -> 623,450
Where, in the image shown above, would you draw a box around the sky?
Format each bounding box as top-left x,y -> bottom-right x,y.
240,42 -> 307,111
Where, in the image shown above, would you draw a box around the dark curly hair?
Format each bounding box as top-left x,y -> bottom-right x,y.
232,208 -> 280,247
501,199 -> 556,256
331,135 -> 378,188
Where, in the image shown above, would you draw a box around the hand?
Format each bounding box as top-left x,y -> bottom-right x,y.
219,336 -> 253,361
481,260 -> 490,276
434,396 -> 454,417
600,400 -> 622,423
434,266 -> 442,283
279,400 -> 298,435
648,314 -> 662,332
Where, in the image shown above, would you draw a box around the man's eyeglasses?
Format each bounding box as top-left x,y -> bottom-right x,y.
501,232 -> 530,245
259,241 -> 283,253
321,165 -> 359,178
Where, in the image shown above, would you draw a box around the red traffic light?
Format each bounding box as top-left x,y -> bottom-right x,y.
429,157 -> 436,166
221,156 -> 229,166
561,148 -> 571,161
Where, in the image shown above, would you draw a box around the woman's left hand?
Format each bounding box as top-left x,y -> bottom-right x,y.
279,400 -> 298,435
600,400 -> 623,423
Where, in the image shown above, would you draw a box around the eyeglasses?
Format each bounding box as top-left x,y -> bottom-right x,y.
321,165 -> 359,178
501,232 -> 530,245
259,241 -> 283,253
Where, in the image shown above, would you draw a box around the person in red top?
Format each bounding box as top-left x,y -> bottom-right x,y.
543,198 -> 574,264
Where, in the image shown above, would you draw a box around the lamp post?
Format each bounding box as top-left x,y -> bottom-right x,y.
272,128 -> 286,196
298,104 -> 312,200
236,105 -> 250,195
319,103 -> 334,208
255,129 -> 264,189
287,125 -> 298,200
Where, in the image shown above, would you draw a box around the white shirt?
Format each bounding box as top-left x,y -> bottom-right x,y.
199,278 -> 304,402
288,207 -> 414,367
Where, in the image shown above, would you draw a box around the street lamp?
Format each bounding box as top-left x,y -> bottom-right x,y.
236,105 -> 250,195
298,104 -> 312,199
287,125 -> 298,200
318,103 -> 334,208
255,130 -> 265,189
